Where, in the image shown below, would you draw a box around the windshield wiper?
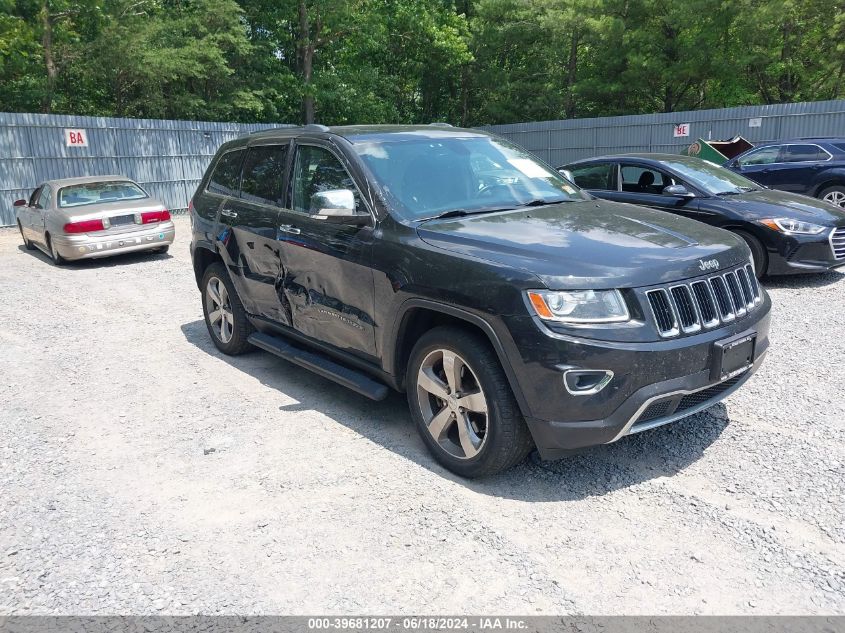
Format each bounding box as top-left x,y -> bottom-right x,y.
417,206 -> 517,222
518,198 -> 569,207
716,186 -> 757,196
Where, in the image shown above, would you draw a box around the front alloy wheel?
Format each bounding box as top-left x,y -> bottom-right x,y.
416,348 -> 489,459
406,326 -> 534,477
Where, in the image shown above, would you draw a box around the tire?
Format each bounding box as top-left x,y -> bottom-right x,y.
18,221 -> 35,250
406,326 -> 534,478
818,184 -> 845,208
46,234 -> 65,266
733,230 -> 767,279
200,262 -> 253,355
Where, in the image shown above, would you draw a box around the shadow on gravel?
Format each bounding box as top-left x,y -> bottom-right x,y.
762,270 -> 844,289
16,243 -> 172,267
181,318 -> 730,502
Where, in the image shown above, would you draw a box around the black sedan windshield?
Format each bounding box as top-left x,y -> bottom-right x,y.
351,135 -> 588,219
660,158 -> 761,195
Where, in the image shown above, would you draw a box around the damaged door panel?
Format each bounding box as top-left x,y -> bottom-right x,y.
274,142 -> 377,360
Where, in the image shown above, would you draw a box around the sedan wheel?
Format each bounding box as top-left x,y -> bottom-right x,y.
205,276 -> 234,344
416,348 -> 489,460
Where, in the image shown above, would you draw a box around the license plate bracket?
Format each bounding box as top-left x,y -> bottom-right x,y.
711,331 -> 756,381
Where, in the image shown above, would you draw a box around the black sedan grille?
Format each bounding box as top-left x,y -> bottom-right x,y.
646,264 -> 761,338
832,227 -> 845,260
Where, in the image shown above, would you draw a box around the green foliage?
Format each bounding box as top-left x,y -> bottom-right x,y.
0,0 -> 843,124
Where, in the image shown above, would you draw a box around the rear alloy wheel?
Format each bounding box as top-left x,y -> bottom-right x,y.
18,222 -> 34,250
46,234 -> 65,266
201,262 -> 253,355
819,185 -> 845,208
407,326 -> 533,477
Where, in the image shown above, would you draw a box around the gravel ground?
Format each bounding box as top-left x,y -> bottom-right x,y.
0,216 -> 843,615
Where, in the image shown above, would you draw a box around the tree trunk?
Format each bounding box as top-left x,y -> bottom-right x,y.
41,1 -> 57,114
298,0 -> 315,124
564,30 -> 579,119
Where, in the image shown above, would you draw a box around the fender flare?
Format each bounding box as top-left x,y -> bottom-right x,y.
387,298 -> 531,418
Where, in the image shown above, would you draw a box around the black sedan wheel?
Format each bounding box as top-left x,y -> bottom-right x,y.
733,230 -> 767,279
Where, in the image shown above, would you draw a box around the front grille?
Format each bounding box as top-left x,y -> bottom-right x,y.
647,263 -> 761,338
630,374 -> 745,432
832,227 -> 845,260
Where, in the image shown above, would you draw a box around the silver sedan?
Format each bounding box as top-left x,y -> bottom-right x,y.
15,175 -> 176,264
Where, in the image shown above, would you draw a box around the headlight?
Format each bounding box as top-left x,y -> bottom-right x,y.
759,218 -> 826,235
526,289 -> 629,324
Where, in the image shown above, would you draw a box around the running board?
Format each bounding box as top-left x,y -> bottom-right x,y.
247,332 -> 390,401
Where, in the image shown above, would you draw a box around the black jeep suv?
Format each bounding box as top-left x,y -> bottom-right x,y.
189,124 -> 771,477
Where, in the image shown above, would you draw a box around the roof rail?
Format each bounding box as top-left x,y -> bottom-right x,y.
304,123 -> 330,132
428,122 -> 454,127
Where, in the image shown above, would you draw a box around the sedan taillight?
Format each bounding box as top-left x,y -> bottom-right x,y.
140,210 -> 171,224
64,219 -> 107,233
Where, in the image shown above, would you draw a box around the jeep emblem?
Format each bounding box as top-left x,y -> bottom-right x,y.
698,258 -> 719,272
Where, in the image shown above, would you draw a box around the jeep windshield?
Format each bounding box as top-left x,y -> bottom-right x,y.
351,135 -> 589,220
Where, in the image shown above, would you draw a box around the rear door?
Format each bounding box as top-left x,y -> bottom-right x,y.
776,144 -> 831,194
228,143 -> 290,323
273,141 -> 378,360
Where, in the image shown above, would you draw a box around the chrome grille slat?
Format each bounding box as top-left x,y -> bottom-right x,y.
646,289 -> 679,337
832,227 -> 845,260
647,263 -> 762,338
724,272 -> 746,317
670,285 -> 701,333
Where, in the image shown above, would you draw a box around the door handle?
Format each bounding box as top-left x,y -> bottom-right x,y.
279,224 -> 301,235
221,208 -> 237,218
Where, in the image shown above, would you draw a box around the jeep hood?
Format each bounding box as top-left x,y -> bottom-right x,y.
416,200 -> 751,289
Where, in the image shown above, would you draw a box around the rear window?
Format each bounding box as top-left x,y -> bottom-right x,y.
240,145 -> 287,206
207,149 -> 245,197
58,181 -> 148,208
784,144 -> 828,162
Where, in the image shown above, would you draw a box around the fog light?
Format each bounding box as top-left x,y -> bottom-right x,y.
563,369 -> 613,395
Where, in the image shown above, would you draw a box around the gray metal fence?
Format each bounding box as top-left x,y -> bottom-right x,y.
484,99 -> 845,168
0,112 -> 285,226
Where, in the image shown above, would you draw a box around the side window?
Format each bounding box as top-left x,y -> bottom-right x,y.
28,186 -> 43,207
570,164 -> 616,191
738,146 -> 781,166
784,144 -> 828,163
240,145 -> 288,207
291,145 -> 361,214
620,165 -> 674,194
207,149 -> 245,197
39,185 -> 52,209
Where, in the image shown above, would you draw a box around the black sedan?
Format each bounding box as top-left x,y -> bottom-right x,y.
560,154 -> 845,277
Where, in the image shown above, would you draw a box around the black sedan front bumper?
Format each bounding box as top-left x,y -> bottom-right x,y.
766,226 -> 845,274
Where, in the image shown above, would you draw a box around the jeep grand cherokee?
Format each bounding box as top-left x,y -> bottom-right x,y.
189,124 -> 771,478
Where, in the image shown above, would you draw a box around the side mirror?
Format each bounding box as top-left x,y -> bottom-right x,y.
13,199 -> 27,207
558,169 -> 574,182
663,184 -> 695,198
310,189 -> 369,224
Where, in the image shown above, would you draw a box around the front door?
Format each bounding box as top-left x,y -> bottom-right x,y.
607,163 -> 703,219
733,145 -> 783,188
273,142 -> 377,360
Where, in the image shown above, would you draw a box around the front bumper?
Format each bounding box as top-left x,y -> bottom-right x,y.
52,221 -> 175,260
499,295 -> 771,460
766,226 -> 845,274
